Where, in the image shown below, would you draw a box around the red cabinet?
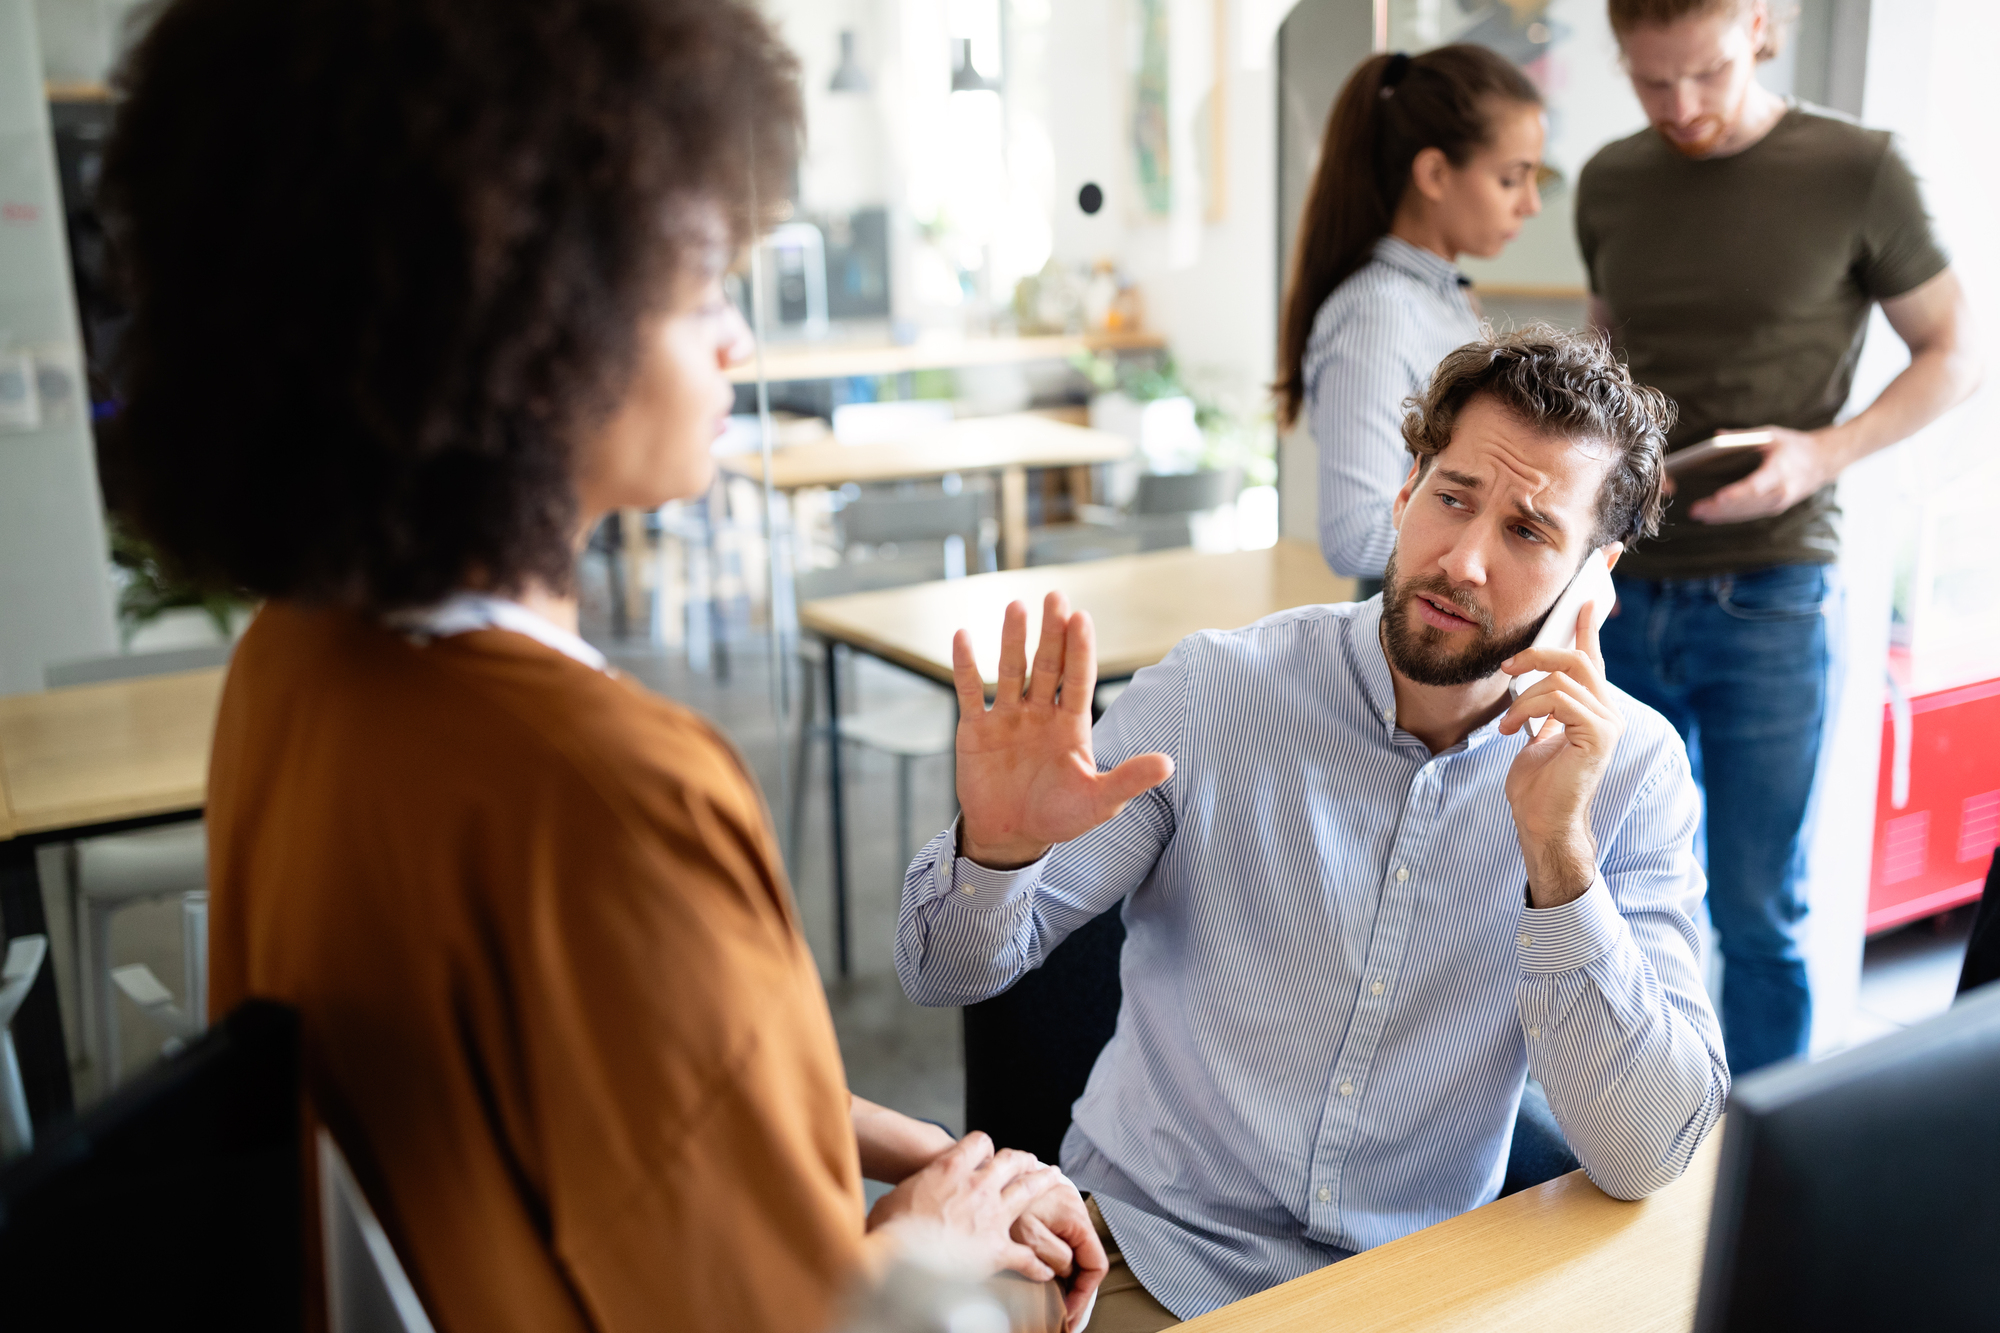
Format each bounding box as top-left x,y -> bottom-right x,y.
1867,664 -> 2000,933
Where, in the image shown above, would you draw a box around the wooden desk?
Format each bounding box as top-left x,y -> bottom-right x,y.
725,330 -> 1165,385
798,540 -> 1353,690
718,413 -> 1135,569
1182,1136 -> 1721,1333
0,666 -> 226,1129
797,542 -> 1353,972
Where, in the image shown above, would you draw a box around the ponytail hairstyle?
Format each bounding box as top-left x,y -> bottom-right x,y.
1276,44 -> 1542,429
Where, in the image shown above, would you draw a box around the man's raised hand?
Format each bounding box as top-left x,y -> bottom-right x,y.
953,591 -> 1174,868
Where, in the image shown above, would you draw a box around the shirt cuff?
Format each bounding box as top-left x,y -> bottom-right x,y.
1516,876 -> 1626,974
936,816 -> 1048,908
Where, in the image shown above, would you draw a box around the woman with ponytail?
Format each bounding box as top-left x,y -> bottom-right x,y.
1277,46 -> 1545,590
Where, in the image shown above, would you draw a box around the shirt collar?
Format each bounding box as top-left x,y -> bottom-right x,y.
387,593 -> 610,673
1371,235 -> 1472,297
1350,591 -> 1510,755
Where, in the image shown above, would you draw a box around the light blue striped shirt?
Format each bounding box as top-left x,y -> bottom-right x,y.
896,597 -> 1726,1319
1308,236 -> 1482,578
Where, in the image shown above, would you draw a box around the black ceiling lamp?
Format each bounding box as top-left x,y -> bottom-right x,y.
950,37 -> 1000,93
829,29 -> 870,94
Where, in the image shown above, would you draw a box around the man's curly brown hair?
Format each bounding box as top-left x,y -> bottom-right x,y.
97,0 -> 800,610
1401,325 -> 1675,553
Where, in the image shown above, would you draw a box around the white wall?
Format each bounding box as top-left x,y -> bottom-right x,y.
1046,0 -> 1279,407
0,0 -> 116,695
1805,0 -> 2000,1052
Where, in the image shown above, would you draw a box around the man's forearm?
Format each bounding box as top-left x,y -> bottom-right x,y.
1821,337 -> 1983,470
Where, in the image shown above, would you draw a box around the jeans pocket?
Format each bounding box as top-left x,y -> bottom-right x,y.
1716,566 -> 1829,622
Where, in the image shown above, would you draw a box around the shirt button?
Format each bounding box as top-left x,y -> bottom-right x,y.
1371,980 -> 1384,996
1396,866 -> 1409,883
1518,933 -> 1532,948
1528,1026 -> 1541,1039
1317,1186 -> 1332,1203
961,885 -> 976,896
1339,1081 -> 1354,1097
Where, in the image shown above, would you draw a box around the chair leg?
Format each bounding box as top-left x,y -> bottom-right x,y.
0,1029 -> 30,1159
65,844 -> 97,1079
897,754 -> 914,880
824,645 -> 850,978
182,893 -> 209,1030
90,899 -> 121,1093
786,659 -> 818,879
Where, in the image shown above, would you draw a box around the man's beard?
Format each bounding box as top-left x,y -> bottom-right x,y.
1379,550 -> 1545,687
1656,113 -> 1730,158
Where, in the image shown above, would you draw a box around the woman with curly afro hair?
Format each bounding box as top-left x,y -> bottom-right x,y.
98,1 -> 1103,1328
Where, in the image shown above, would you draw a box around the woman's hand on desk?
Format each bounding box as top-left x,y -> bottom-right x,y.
953,592 -> 1174,870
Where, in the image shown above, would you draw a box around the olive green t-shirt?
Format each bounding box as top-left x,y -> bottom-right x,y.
1576,103 -> 1949,579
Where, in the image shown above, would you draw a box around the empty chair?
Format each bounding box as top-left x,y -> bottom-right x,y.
0,936 -> 49,1160
321,1127 -> 439,1333
1027,467 -> 1240,566
1129,466 -> 1242,550
44,650 -> 218,1095
789,493 -> 986,975
838,490 -> 991,578
72,823 -> 209,1092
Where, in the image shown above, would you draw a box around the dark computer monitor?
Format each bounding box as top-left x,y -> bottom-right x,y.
0,1000 -> 302,1331
1694,980 -> 2000,1331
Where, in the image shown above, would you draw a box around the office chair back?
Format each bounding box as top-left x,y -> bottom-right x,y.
0,999 -> 302,1328
1135,468 -> 1240,516
321,1128 -> 438,1333
840,493 -> 987,551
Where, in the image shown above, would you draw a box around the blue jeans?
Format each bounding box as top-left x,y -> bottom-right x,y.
1600,563 -> 1837,1075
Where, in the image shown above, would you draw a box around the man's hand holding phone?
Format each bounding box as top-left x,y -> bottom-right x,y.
1497,597 -> 1626,910
953,591 -> 1174,870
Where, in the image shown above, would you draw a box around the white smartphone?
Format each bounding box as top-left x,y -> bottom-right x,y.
1512,547 -> 1616,734
1662,430 -> 1774,476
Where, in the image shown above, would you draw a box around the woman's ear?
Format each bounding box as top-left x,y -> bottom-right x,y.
1408,146 -> 1452,204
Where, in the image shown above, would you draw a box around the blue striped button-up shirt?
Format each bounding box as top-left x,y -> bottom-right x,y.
896,597 -> 1727,1319
1308,236 -> 1481,578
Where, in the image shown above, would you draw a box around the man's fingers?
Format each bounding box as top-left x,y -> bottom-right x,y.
1028,592 -> 1071,706
1506,688 -> 1608,747
995,1242 -> 1057,1285
995,601 -> 1030,704
1576,601 -> 1607,674
1095,752 -> 1175,810
951,630 -> 988,715
1058,610 -> 1099,715
1013,1213 -> 1074,1278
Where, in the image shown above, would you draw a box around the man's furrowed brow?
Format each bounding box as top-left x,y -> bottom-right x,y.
1436,466 -> 1566,535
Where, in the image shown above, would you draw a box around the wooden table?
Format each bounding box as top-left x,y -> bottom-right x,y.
0,667 -> 226,1128
1181,1135 -> 1722,1333
718,413 -> 1134,569
796,542 -> 1354,972
724,330 -> 1165,385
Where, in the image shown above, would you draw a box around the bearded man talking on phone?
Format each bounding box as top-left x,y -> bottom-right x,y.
895,328 -> 1727,1327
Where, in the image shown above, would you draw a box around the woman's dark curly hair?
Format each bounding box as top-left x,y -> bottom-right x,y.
98,0 -> 800,610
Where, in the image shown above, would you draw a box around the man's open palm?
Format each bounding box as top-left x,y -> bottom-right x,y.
953,592 -> 1174,868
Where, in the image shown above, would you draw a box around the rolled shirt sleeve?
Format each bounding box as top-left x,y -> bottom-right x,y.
1516,748 -> 1728,1200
